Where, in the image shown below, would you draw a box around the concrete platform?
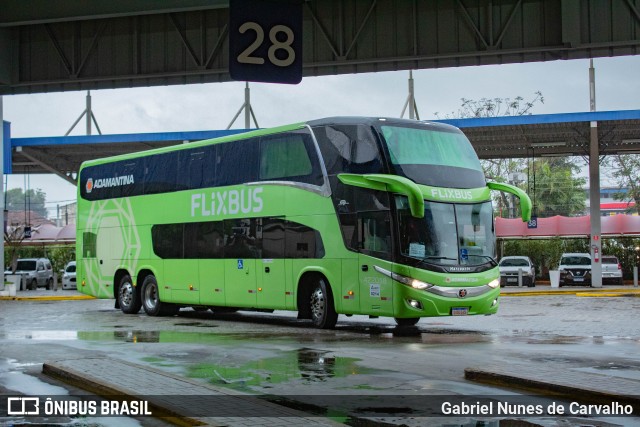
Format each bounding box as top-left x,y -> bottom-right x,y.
465,363 -> 640,407
43,357 -> 344,426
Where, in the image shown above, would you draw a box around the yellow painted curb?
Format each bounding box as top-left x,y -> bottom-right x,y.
577,292 -> 640,297
501,288 -> 640,297
0,295 -> 96,301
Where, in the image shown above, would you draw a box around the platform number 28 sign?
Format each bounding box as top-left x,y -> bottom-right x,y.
229,0 -> 302,84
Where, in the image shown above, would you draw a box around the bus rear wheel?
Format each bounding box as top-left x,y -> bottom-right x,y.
118,274 -> 141,314
395,317 -> 420,327
141,275 -> 178,316
309,278 -> 337,329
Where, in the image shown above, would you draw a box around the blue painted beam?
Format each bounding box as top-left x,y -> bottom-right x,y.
434,109 -> 640,128
11,129 -> 253,147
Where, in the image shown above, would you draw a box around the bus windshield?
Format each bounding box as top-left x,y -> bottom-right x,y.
380,124 -> 485,188
396,196 -> 496,267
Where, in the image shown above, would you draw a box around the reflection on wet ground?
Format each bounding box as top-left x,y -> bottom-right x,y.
185,347 -> 375,392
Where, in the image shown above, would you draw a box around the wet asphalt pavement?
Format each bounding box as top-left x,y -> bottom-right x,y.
1,287 -> 640,426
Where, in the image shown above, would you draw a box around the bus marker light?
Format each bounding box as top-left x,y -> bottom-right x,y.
81,280 -> 86,287
258,287 -> 262,292
348,290 -> 354,296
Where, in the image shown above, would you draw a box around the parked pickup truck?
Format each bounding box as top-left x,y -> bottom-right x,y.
601,256 -> 623,286
559,253 -> 591,286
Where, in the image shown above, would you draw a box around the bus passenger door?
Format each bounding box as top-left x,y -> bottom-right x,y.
257,218 -> 286,309
223,219 -> 259,308
358,212 -> 394,316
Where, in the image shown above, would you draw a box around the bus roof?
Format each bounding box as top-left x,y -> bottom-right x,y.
79,121 -> 306,170
79,116 -> 463,171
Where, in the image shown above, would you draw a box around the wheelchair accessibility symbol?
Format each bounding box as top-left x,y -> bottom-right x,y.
237,259 -> 244,269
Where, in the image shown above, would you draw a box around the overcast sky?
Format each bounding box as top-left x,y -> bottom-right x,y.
3,55 -> 640,218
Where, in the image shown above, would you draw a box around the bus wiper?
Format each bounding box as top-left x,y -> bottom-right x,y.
423,256 -> 458,261
466,254 -> 498,264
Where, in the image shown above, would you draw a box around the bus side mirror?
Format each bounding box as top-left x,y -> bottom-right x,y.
487,182 -> 532,222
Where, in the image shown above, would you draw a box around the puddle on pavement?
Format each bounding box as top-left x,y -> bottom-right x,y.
1,330 -> 79,340
576,363 -> 640,381
186,347 -> 375,392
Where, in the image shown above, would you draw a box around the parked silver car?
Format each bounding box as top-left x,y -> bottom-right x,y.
601,256 -> 623,286
498,256 -> 536,287
62,261 -> 77,290
5,258 -> 54,290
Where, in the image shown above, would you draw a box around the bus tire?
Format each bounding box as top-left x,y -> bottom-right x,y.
309,277 -> 338,329
141,275 -> 178,316
117,274 -> 141,314
395,317 -> 420,327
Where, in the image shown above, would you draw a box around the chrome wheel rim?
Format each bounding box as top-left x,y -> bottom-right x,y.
119,282 -> 134,308
310,286 -> 325,321
144,282 -> 159,311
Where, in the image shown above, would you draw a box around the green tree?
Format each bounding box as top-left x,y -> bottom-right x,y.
604,154 -> 640,215
434,91 -> 544,119
5,188 -> 48,218
530,157 -> 586,217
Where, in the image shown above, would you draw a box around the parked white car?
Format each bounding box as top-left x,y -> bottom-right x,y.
62,261 -> 77,290
601,256 -> 623,286
498,256 -> 536,287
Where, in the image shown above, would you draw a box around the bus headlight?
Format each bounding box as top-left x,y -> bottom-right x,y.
392,272 -> 433,290
373,266 -> 434,290
487,279 -> 500,289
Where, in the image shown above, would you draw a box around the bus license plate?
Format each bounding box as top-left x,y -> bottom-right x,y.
452,307 -> 469,316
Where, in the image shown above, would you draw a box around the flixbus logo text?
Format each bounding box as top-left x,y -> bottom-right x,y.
191,187 -> 263,217
430,188 -> 473,201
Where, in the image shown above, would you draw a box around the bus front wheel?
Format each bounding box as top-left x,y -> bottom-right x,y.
118,274 -> 141,314
309,278 -> 338,329
395,317 -> 420,327
141,275 -> 178,316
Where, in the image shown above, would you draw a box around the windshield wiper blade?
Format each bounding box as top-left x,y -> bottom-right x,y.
466,254 -> 498,264
423,256 -> 458,261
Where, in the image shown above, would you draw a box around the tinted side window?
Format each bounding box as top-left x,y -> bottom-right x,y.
262,217 -> 285,258
152,224 -> 184,259
191,221 -> 225,259
224,218 -> 262,258
313,124 -> 383,175
217,138 -> 259,186
359,211 -> 392,260
285,221 -> 325,258
145,152 -> 179,194
178,146 -> 216,190
83,232 -> 97,258
259,131 -> 323,185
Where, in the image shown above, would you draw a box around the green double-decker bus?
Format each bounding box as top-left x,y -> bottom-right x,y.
77,117 -> 531,328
